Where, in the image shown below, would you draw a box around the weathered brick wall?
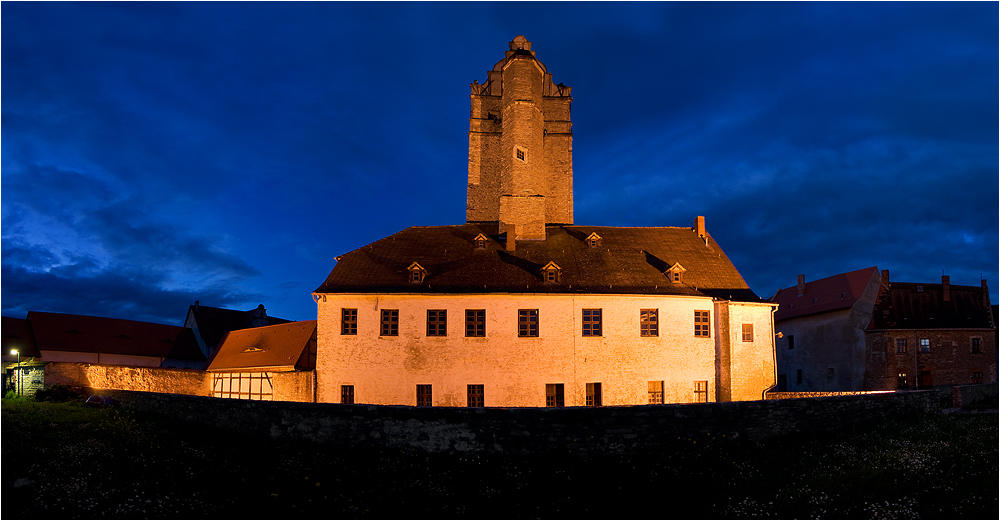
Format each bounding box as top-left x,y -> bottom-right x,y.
102,389 -> 946,456
45,362 -> 210,396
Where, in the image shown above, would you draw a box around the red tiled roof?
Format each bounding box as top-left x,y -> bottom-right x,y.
772,267 -> 880,322
2,316 -> 41,358
869,282 -> 993,330
26,311 -> 194,359
206,320 -> 316,372
315,225 -> 761,302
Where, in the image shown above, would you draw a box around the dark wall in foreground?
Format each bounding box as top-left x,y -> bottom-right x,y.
97,386 -> 995,455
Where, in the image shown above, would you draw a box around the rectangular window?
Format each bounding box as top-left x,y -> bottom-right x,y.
586,382 -> 603,407
380,309 -> 399,336
465,309 -> 486,337
896,338 -> 907,353
467,384 -> 484,407
518,309 -> 539,337
426,310 -> 447,336
416,384 -> 432,406
796,369 -> 803,384
971,338 -> 982,354
694,310 -> 710,337
341,308 -> 358,335
972,371 -> 984,384
640,309 -> 659,337
693,381 -> 709,403
582,309 -> 602,336
897,372 -> 908,388
211,372 -> 273,401
648,380 -> 664,404
545,383 -> 564,407
341,385 -> 354,404
742,324 -> 754,342
919,338 -> 930,353
787,334 -> 795,350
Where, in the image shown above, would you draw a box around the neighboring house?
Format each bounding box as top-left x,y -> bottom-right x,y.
772,269 -> 997,391
864,275 -> 996,390
2,316 -> 44,395
771,267 -> 884,391
182,301 -> 291,360
25,311 -> 206,368
312,36 -> 778,408
206,320 -> 317,402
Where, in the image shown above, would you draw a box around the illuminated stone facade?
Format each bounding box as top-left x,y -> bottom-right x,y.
314,36 -> 777,407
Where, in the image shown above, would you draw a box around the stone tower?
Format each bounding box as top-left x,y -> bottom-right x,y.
466,35 -> 573,241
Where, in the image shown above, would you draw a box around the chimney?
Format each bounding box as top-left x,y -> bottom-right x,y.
983,279 -> 991,308
881,269 -> 889,285
942,275 -> 950,302
694,216 -> 706,238
797,274 -> 806,297
194,300 -> 200,312
506,229 -> 516,252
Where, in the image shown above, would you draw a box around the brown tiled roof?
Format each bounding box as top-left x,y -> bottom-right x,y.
315,225 -> 761,302
188,304 -> 291,348
2,316 -> 41,358
26,311 -> 198,359
869,282 -> 994,330
772,267 -> 880,322
206,320 -> 316,372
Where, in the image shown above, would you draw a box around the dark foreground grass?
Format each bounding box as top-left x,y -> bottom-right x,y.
2,397 -> 997,519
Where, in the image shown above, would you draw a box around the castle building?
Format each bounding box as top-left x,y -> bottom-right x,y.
313,36 -> 778,407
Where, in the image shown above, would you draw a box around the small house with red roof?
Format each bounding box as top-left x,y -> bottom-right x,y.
206,320 -> 317,402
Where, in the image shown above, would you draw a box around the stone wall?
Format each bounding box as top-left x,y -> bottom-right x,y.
101,388 -> 947,456
45,362 -> 211,396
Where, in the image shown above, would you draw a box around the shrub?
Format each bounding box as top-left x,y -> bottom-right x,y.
34,384 -> 84,403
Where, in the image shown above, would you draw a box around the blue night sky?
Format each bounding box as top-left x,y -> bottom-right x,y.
2,2 -> 997,325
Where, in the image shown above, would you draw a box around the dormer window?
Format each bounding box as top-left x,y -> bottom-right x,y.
515,146 -> 527,162
665,262 -> 686,284
585,232 -> 602,248
473,233 -> 489,250
407,262 -> 427,283
541,261 -> 562,283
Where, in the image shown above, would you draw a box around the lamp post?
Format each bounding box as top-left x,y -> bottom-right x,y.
10,349 -> 20,396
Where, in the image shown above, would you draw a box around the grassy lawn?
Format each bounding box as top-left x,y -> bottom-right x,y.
2,395 -> 997,519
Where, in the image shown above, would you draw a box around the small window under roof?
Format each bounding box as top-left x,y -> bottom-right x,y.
585,232 -> 602,248
473,233 -> 489,249
541,261 -> 562,283
665,262 -> 687,284
407,262 -> 427,283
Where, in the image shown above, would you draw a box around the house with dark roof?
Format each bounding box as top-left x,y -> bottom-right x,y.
206,320 -> 317,402
182,301 -> 291,361
772,268 -> 997,391
312,36 -> 778,408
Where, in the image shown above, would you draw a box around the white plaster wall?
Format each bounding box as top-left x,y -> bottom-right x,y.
315,293 -> 770,407
725,301 -> 778,401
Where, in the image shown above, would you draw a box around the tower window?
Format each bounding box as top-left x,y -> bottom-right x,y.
515,146 -> 527,162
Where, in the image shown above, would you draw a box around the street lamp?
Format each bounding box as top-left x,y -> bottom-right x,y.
9,349 -> 19,396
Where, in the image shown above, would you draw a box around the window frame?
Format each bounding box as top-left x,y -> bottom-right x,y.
426,310 -> 447,337
341,385 -> 355,405
341,308 -> 358,335
467,384 -> 484,407
919,338 -> 930,353
582,309 -> 602,337
586,382 -> 603,407
545,383 -> 565,408
416,384 -> 433,407
693,381 -> 709,403
896,338 -> 907,354
742,323 -> 754,342
971,337 -> 982,354
518,309 -> 539,337
465,309 -> 486,337
694,310 -> 711,337
648,380 -> 664,404
380,309 -> 399,337
640,309 -> 659,337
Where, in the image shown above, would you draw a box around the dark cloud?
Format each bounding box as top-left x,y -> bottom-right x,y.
2,2 -> 996,322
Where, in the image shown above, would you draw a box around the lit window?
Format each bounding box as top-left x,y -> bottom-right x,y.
380,309 -> 399,336
694,310 -> 710,337
640,309 -> 658,337
896,338 -> 907,353
545,383 -> 564,407
518,309 -> 539,337
693,381 -> 708,403
586,382 -> 603,407
341,385 -> 354,404
341,309 -> 357,335
582,309 -> 602,336
465,309 -> 486,337
742,324 -> 754,342
648,381 -> 664,404
467,384 -> 484,407
427,310 -> 447,336
919,338 -> 930,353
897,372 -> 908,388
416,384 -> 432,406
